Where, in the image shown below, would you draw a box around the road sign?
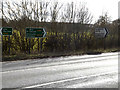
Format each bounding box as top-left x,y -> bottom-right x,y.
2,27 -> 12,35
26,28 -> 46,38
95,28 -> 108,38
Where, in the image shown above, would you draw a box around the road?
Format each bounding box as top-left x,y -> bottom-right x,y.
2,52 -> 118,89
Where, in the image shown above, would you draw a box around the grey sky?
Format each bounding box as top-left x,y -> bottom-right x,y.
118,1 -> 120,18
2,0 -> 120,22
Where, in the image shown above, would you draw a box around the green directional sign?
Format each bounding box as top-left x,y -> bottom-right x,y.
2,27 -> 12,35
26,28 -> 46,38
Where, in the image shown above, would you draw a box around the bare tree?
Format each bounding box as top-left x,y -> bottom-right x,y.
39,1 -> 49,22
60,2 -> 76,23
1,1 -> 17,21
95,12 -> 111,26
60,2 -> 93,24
50,2 -> 63,22
76,3 -> 93,24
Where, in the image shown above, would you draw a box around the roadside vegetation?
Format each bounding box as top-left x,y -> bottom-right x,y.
1,1 -> 119,61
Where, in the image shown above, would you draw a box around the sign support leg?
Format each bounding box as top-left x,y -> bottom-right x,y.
104,38 -> 106,50
29,38 -> 31,54
40,38 -> 43,53
38,38 -> 39,53
1,35 -> 3,62
8,35 -> 10,55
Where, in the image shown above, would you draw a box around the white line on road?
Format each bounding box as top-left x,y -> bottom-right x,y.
66,76 -> 118,88
23,71 -> 118,89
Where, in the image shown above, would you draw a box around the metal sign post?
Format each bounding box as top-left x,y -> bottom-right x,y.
29,38 -> 31,54
8,35 -> 10,55
26,28 -> 46,54
95,28 -> 108,50
2,27 -> 12,55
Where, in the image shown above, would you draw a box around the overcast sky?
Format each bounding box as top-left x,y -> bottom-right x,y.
2,0 -> 120,23
118,1 -> 120,18
58,0 -> 119,22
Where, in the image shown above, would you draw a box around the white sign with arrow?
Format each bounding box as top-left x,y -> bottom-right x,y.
95,28 -> 108,38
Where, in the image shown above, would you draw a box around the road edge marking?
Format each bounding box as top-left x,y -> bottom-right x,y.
23,71 -> 118,89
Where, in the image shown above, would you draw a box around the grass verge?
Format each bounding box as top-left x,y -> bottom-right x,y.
2,48 -> 119,62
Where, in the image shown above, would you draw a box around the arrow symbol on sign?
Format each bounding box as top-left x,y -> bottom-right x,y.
95,28 -> 109,38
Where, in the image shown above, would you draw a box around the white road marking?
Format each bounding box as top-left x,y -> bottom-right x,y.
23,71 -> 118,89
67,77 -> 118,88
